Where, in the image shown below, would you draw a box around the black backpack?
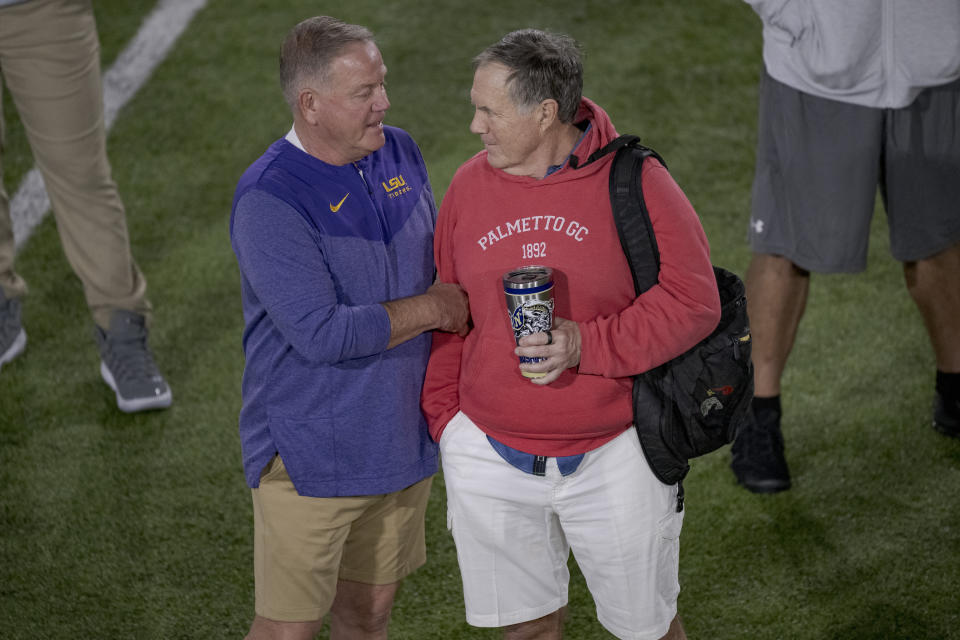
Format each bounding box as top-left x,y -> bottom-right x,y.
574,135 -> 754,497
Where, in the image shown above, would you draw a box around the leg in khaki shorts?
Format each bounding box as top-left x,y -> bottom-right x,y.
247,456 -> 431,639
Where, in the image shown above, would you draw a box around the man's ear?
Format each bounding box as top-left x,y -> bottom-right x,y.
299,88 -> 322,125
537,99 -> 559,133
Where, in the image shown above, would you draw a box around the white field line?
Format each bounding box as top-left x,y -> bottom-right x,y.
10,0 -> 208,252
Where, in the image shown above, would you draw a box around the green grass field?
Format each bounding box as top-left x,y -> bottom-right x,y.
2,1 -> 958,638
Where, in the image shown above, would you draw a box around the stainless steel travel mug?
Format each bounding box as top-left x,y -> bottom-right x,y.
502,266 -> 554,378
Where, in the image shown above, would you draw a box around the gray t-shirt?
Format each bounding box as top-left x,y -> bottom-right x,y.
745,0 -> 960,108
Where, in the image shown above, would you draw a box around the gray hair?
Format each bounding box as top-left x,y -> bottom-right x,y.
279,16 -> 375,109
474,29 -> 583,123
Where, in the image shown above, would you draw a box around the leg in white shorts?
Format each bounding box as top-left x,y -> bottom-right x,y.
439,411 -> 683,640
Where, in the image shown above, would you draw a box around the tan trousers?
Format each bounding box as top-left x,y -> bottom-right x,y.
0,0 -> 150,329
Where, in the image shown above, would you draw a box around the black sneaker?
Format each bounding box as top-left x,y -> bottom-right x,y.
933,391 -> 960,439
730,403 -> 791,493
95,310 -> 172,413
0,290 -> 27,373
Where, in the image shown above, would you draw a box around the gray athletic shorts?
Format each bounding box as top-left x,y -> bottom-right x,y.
749,70 -> 960,273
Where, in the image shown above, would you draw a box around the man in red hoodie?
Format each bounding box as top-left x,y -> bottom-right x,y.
422,29 -> 720,640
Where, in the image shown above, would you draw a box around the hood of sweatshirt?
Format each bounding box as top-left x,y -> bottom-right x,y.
466,96 -> 620,187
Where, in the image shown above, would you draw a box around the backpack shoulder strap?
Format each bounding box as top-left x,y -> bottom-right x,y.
606,137 -> 665,295
570,133 -> 668,170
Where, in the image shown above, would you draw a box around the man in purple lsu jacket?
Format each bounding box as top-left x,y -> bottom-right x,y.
230,17 -> 469,640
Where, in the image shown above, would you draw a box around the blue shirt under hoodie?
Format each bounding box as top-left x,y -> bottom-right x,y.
230,126 -> 438,497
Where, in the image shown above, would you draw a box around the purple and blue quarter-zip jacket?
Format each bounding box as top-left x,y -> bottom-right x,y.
230,126 -> 438,497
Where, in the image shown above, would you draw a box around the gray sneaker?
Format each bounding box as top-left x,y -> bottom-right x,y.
0,290 -> 27,373
95,310 -> 172,413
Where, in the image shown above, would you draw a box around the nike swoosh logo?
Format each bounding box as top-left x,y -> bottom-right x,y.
329,193 -> 350,212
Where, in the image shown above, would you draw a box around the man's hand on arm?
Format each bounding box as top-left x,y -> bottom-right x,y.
515,316 -> 581,385
381,282 -> 470,349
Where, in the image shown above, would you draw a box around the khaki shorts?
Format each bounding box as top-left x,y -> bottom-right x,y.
251,455 -> 432,622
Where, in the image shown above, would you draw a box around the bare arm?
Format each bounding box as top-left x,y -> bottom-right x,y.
382,281 -> 470,349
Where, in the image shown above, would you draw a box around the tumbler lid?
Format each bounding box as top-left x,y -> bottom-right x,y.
502,266 -> 553,292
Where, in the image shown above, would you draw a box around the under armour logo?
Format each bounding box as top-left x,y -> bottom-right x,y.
751,219 -> 765,234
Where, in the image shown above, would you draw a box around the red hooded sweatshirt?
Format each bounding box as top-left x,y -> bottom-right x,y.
422,98 -> 721,456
